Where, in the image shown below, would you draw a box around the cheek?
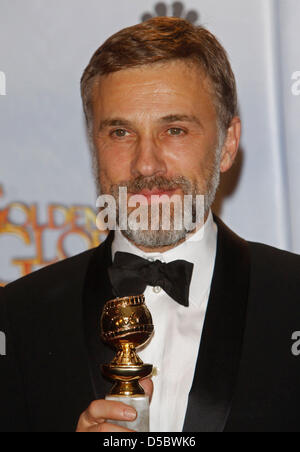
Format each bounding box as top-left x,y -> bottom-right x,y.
168,142 -> 212,177
97,142 -> 132,184
185,151 -> 217,191
197,150 -> 217,180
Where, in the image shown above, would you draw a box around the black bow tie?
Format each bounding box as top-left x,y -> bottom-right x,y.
108,251 -> 194,307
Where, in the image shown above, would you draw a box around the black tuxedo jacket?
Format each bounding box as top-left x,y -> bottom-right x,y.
0,215 -> 300,432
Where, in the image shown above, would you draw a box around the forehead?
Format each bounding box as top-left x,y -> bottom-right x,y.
91,60 -> 216,119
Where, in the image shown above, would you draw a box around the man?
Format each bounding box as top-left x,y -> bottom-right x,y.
0,17 -> 300,433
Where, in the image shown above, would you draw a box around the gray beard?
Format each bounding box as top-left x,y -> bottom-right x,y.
117,152 -> 221,249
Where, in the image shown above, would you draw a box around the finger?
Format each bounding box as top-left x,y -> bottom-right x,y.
81,399 -> 137,426
87,422 -> 135,433
140,378 -> 154,402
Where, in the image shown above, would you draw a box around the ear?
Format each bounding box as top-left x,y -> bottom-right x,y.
220,116 -> 241,173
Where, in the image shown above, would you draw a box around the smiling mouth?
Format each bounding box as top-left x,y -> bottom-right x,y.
128,188 -> 179,202
128,188 -> 179,205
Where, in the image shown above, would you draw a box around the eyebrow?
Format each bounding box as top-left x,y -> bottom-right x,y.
98,114 -> 203,131
98,118 -> 132,131
159,114 -> 203,128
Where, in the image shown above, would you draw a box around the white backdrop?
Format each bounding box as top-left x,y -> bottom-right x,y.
0,0 -> 299,284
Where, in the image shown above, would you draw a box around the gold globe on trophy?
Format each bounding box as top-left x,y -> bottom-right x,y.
100,294 -> 154,431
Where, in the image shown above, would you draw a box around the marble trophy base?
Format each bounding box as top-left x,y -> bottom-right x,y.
105,395 -> 150,432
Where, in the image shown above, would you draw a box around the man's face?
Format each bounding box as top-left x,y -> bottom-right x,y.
91,60 -> 225,249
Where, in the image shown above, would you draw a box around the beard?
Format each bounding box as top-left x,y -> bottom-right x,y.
101,149 -> 222,249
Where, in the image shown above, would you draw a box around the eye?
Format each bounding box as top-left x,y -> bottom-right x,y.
167,127 -> 185,136
110,129 -> 129,138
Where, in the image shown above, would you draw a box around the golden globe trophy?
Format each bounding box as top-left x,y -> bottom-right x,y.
100,294 -> 154,432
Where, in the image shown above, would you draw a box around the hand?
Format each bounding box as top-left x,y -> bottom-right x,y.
76,378 -> 153,432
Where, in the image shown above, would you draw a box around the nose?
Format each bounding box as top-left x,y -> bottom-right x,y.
131,136 -> 167,178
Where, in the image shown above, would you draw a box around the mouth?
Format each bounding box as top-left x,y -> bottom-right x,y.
128,188 -> 179,203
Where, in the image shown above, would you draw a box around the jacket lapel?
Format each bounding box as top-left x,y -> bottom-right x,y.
183,215 -> 251,432
82,231 -> 116,400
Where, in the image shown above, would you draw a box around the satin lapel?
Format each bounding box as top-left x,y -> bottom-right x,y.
82,231 -> 116,400
183,215 -> 251,432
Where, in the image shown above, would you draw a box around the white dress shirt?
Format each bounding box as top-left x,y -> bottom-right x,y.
111,209 -> 218,432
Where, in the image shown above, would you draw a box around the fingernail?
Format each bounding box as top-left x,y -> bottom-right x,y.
123,408 -> 137,420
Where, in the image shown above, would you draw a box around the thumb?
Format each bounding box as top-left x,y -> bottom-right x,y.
140,378 -> 154,403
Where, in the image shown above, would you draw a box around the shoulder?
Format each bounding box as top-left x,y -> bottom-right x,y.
215,213 -> 299,280
5,247 -> 95,292
248,240 -> 300,284
2,247 -> 96,316
245,241 -> 300,327
215,213 -> 300,301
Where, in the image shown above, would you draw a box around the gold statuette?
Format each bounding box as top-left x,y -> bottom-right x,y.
100,294 -> 154,397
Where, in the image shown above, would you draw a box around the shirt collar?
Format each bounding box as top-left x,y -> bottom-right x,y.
111,209 -> 218,307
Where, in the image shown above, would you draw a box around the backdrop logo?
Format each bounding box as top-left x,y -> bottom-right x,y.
0,185 -> 103,284
0,71 -> 6,96
141,2 -> 200,24
291,71 -> 300,96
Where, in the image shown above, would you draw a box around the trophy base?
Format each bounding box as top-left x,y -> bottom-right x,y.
105,394 -> 150,432
102,363 -> 153,396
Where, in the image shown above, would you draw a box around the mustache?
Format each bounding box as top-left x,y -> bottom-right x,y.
111,176 -> 193,195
